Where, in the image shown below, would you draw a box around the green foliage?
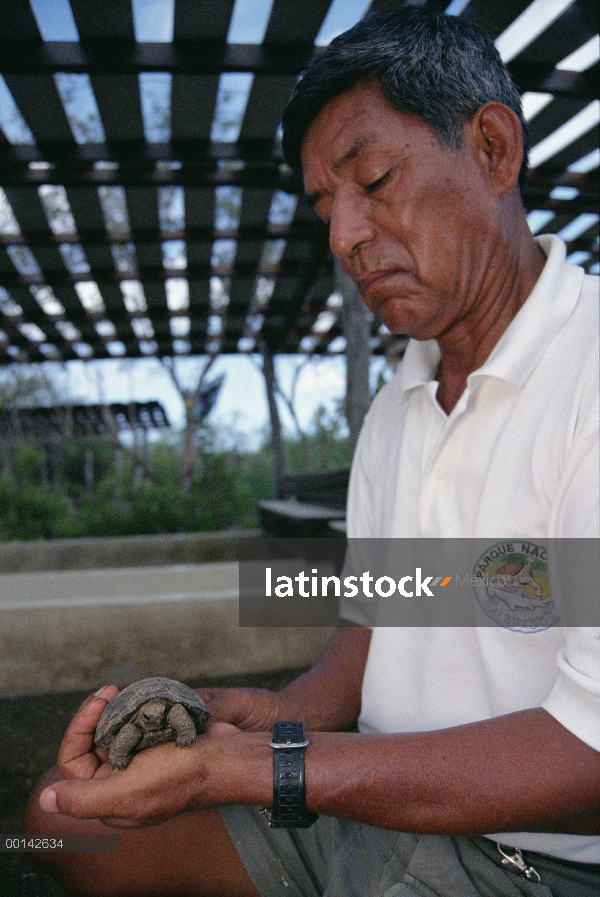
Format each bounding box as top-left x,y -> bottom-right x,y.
74,451 -> 259,537
0,408 -> 349,541
285,403 -> 351,474
53,441 -> 114,497
12,445 -> 47,484
0,473 -> 80,541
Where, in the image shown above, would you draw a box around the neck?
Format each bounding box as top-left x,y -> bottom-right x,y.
435,220 -> 545,415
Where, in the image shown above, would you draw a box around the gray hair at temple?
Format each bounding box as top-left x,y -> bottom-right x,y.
281,6 -> 530,195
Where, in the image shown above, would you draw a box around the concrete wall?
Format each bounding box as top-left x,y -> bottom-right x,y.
0,532 -> 332,697
0,530 -> 247,574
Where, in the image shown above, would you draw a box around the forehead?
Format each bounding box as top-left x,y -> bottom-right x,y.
301,81 -> 435,186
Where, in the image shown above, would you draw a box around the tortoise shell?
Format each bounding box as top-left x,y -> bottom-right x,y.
94,676 -> 210,750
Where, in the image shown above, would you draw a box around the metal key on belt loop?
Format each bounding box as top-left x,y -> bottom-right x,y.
497,843 -> 542,882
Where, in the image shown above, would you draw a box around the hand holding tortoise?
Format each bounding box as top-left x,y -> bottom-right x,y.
39,679 -> 269,828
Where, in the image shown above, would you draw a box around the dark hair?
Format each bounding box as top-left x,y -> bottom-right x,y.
282,7 -> 529,194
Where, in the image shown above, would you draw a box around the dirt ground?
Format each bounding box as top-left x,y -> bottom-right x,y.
0,669 -> 304,897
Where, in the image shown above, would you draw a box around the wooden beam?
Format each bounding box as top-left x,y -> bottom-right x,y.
0,257 -> 334,290
0,139 -> 282,165
507,61 -> 598,100
0,39 -> 318,75
0,161 -> 302,191
0,222 -> 328,248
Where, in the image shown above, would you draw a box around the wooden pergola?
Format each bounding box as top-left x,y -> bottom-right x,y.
0,0 -> 597,368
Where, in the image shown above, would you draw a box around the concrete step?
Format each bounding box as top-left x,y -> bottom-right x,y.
0,530 -> 247,574
0,555 -> 331,697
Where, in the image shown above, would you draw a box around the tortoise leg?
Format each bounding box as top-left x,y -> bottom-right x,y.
168,703 -> 197,747
108,722 -> 142,768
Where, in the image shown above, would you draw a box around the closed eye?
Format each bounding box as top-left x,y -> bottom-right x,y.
365,170 -> 392,194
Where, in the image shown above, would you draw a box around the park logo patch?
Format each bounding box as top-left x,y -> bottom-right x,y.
472,541 -> 559,632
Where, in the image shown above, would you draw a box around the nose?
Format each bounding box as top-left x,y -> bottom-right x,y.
328,191 -> 376,260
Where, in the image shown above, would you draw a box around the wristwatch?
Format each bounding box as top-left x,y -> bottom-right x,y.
267,721 -> 319,828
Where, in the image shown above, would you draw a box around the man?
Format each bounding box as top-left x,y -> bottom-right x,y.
25,8 -> 599,896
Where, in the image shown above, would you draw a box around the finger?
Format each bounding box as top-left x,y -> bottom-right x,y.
199,687 -> 279,731
39,774 -> 178,829
38,781 -> 133,829
196,688 -> 248,724
40,777 -> 122,822
93,761 -> 116,780
58,685 -> 119,779
194,688 -> 222,713
205,720 -> 242,736
75,688 -> 111,713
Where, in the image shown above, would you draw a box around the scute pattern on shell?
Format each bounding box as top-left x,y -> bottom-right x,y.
94,676 -> 210,750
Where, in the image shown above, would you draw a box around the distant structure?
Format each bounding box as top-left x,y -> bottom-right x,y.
1,401 -> 170,443
0,400 -> 172,491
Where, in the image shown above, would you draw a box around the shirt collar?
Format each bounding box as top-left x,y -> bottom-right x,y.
399,235 -> 584,396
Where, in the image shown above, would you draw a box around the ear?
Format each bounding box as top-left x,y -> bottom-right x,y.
468,102 -> 524,196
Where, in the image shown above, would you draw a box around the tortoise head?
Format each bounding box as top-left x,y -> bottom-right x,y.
137,697 -> 170,732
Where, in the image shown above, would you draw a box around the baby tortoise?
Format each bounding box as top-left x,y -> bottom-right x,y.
94,677 -> 210,768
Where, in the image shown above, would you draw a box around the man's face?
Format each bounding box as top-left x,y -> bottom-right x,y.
301,80 -> 500,341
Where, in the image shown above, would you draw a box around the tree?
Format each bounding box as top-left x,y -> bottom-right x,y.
0,364 -> 63,475
160,354 -> 219,492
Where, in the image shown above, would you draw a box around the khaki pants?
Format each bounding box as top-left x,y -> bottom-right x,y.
221,806 -> 600,897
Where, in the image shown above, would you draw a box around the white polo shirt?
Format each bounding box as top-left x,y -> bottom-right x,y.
345,235 -> 600,862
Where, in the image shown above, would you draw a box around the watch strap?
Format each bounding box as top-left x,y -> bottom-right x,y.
269,722 -> 319,828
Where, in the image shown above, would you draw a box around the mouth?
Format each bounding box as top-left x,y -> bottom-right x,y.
356,269 -> 395,291
355,268 -> 413,311
356,265 -> 413,291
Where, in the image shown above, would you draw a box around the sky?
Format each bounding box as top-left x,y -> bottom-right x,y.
34,352 -> 390,451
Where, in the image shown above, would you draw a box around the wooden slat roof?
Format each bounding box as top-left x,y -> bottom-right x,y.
0,0 -> 597,365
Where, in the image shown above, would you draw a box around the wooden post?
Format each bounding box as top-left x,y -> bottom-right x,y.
262,345 -> 287,497
84,446 -> 95,493
336,259 -> 371,455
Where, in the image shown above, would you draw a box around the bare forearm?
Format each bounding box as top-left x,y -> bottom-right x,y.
206,708 -> 600,836
303,708 -> 600,835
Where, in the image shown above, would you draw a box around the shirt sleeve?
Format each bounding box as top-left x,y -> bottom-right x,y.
542,631 -> 600,751
543,351 -> 599,750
